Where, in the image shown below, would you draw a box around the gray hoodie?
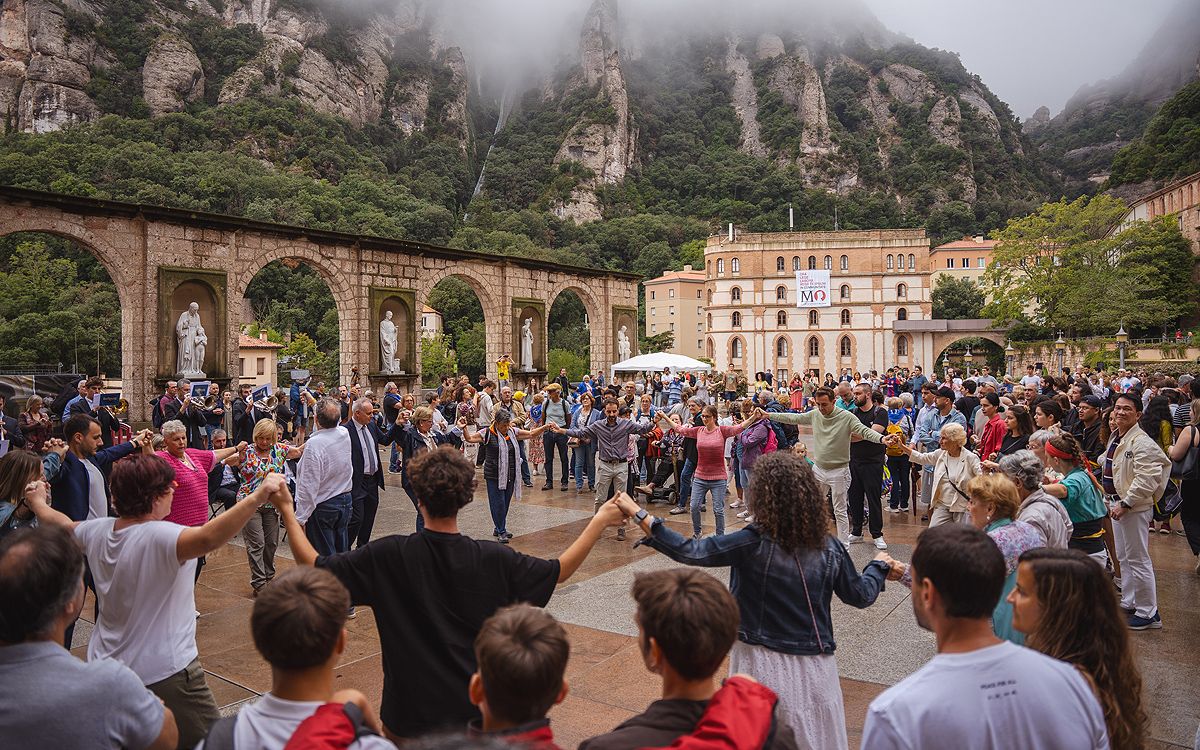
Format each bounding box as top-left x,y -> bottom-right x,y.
1018,488 -> 1073,549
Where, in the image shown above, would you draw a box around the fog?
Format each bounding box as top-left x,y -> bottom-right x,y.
422,0 -> 1181,117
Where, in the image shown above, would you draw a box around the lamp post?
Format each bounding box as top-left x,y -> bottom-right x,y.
1005,340 -> 1014,379
942,352 -> 951,381
1116,325 -> 1128,370
963,346 -> 973,375
1054,332 -> 1066,375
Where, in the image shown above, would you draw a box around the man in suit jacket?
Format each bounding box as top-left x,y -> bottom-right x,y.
43,415 -> 149,522
65,377 -> 120,448
207,429 -> 241,513
231,384 -> 255,445
0,393 -> 26,450
343,396 -> 404,549
394,405 -> 462,531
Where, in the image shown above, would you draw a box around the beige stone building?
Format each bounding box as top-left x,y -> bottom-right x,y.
1116,170 -> 1200,255
705,229 -> 935,379
929,236 -> 997,285
238,332 -> 284,389
644,265 -> 706,359
419,306 -> 444,338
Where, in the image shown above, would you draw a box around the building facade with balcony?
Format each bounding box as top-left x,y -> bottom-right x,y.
704,229 -> 936,379
644,265 -> 706,359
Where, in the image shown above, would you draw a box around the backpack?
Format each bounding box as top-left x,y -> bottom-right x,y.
204,701 -> 377,750
150,397 -> 164,429
885,420 -> 907,456
763,424 -> 778,453
777,419 -> 799,447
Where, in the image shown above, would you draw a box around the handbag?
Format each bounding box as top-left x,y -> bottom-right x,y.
1170,425 -> 1200,480
1154,479 -> 1184,521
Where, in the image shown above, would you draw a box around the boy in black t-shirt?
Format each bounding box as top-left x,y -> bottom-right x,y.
274,446 -> 626,740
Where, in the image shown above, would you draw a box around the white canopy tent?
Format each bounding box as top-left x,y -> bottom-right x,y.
610,352 -> 712,379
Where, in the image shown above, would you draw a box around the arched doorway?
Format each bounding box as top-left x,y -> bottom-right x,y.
548,289 -> 590,380
0,231 -> 124,415
243,260 -> 341,389
427,277 -> 486,382
934,338 -> 1005,379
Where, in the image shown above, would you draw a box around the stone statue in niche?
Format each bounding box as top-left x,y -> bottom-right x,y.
175,302 -> 206,377
617,324 -> 631,361
520,317 -> 535,372
380,310 -> 400,373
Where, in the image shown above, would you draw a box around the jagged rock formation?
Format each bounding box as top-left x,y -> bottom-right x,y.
550,0 -> 636,223
142,34 -> 204,116
725,37 -> 767,158
1023,105 -> 1051,134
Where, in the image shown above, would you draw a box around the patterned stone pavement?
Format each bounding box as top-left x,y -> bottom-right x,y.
71,468 -> 1200,748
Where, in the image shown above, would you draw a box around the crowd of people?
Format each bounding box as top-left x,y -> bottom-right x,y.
0,357 -> 1191,749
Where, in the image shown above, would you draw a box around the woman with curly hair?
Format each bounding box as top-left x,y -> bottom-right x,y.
615,451 -> 892,748
1009,548 -> 1148,749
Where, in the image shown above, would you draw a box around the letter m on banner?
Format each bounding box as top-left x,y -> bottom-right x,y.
795,270 -> 831,308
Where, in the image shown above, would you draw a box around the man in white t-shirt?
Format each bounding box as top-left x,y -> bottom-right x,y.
197,567 -> 391,749
1019,365 -> 1042,392
865,525 -> 1109,750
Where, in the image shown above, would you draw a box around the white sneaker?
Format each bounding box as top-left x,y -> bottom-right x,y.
736,510 -> 750,519
847,534 -> 864,545
745,515 -> 755,523
874,537 -> 888,550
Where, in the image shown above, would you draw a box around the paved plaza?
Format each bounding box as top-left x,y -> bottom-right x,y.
70,469 -> 1200,748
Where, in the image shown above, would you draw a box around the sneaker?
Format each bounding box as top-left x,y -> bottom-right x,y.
347,607 -> 357,619
498,535 -> 511,544
523,481 -> 534,488
847,534 -> 864,545
701,504 -> 707,512
692,532 -> 702,541
1127,612 -> 1162,630
387,469 -> 402,475
502,532 -> 513,540
668,506 -> 687,515
616,527 -> 626,541
874,537 -> 888,550
887,506 -> 899,513
560,484 -> 568,492
745,515 -> 755,523
730,501 -> 743,509
541,483 -> 553,491
736,510 -> 750,519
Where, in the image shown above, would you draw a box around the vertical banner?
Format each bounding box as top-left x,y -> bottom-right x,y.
794,270 -> 831,308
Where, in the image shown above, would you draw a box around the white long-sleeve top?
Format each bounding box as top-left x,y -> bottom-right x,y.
294,425 -> 353,524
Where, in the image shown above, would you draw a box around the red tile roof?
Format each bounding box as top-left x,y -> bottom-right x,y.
239,334 -> 284,349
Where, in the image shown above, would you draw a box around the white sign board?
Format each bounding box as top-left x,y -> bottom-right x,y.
794,270 -> 831,308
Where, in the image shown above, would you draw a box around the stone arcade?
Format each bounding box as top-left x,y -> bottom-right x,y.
0,186 -> 639,422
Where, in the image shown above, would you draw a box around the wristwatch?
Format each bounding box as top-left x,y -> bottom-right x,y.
634,508 -> 650,524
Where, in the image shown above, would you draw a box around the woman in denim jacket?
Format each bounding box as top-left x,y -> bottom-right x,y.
616,450 -> 891,749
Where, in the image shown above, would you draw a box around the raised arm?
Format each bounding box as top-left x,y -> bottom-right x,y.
24,479 -> 78,530
515,422 -> 550,441
175,473 -> 287,563
766,410 -> 810,425
555,499 -> 626,583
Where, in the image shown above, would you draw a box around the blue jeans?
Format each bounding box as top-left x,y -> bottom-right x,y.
691,478 -> 727,536
486,478 -> 516,537
389,442 -> 401,473
403,485 -> 425,532
574,442 -> 596,490
887,454 -> 910,509
304,492 -> 351,556
677,457 -> 696,509
739,465 -> 754,510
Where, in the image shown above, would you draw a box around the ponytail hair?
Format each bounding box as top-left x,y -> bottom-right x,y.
1047,431 -> 1105,496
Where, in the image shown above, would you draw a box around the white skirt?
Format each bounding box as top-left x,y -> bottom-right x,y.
728,640 -> 847,750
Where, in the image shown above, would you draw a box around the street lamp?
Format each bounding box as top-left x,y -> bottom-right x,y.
942,352 -> 951,381
1005,340 -> 1014,379
1116,325 -> 1129,370
963,346 -> 973,374
1054,332 -> 1066,375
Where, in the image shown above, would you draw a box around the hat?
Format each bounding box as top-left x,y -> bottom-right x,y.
513,391 -> 525,401
1081,395 -> 1103,408
936,386 -> 955,400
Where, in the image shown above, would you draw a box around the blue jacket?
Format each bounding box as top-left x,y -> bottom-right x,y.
43,441 -> 141,521
640,521 -> 888,656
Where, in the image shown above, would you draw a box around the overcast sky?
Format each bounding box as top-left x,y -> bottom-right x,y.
862,0 -> 1178,118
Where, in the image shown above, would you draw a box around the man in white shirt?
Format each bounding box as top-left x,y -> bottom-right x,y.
197,567 -> 390,749
295,400 -> 354,557
864,525 -> 1109,749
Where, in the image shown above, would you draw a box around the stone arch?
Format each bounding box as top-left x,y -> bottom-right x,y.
0,218 -> 134,296
232,244 -> 358,383
549,281 -> 607,368
419,265 -> 501,382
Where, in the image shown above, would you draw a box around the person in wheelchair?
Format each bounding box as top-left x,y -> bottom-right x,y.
635,413 -> 685,504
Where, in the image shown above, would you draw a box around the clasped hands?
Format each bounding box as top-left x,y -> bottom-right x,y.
874,551 -> 907,581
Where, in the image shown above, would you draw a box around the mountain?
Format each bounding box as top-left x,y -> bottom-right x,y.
0,0 -> 1055,259
1023,0 -> 1200,196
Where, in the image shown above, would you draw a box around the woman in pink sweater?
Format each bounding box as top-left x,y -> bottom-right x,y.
658,405 -> 765,539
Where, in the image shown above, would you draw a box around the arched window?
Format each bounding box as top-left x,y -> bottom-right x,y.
792,256 -> 801,271
897,307 -> 907,321
907,254 -> 915,270
840,255 -> 849,271
897,336 -> 909,357
808,309 -> 819,326
808,255 -> 817,270
823,255 -> 832,270
731,258 -> 740,273
886,254 -> 894,270
840,309 -> 851,325
775,285 -> 786,302
776,310 -> 787,327
730,286 -> 741,302
717,258 -> 725,274
731,311 -> 742,328
808,337 -> 820,357
706,337 -> 715,359
706,260 -> 712,275
776,256 -> 785,272
840,284 -> 850,301
840,336 -> 852,357
707,289 -> 713,304
707,313 -> 712,329
731,338 -> 743,358
897,283 -> 907,298
776,337 -> 788,357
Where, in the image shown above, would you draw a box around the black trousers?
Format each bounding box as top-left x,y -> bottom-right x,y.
848,459 -> 885,538
348,477 -> 381,549
543,432 -> 569,485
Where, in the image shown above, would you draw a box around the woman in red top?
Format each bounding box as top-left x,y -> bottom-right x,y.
659,405 -> 764,539
788,374 -> 804,411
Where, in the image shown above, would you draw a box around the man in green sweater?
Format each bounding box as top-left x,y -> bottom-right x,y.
758,386 -> 899,543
